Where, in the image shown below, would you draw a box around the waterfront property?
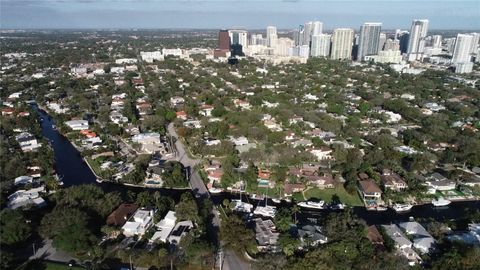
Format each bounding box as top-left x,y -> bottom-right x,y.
122,208 -> 154,237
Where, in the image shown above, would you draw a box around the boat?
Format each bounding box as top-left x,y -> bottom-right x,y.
209,188 -> 223,194
330,203 -> 345,210
392,203 -> 413,213
297,201 -> 325,210
253,205 -> 277,218
96,178 -> 103,183
376,206 -> 388,211
271,198 -> 281,204
232,199 -> 254,213
253,192 -> 276,218
52,124 -> 56,129
432,197 -> 451,207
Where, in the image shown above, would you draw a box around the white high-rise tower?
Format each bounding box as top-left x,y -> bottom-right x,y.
452,34 -> 475,63
310,34 -> 331,57
331,28 -> 354,60
357,22 -> 382,61
266,26 -> 278,48
407,19 -> 429,61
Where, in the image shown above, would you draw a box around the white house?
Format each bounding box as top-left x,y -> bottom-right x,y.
170,96 -> 185,106
15,132 -> 41,152
168,220 -> 194,245
7,186 -> 46,209
132,133 -> 161,145
382,224 -> 421,264
151,211 -> 177,243
230,136 -> 249,146
199,105 -> 214,117
309,147 -> 333,161
122,209 -> 154,237
14,175 -> 33,185
65,120 -> 89,131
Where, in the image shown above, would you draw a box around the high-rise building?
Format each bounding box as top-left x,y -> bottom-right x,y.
378,33 -> 387,51
407,19 -> 429,61
399,32 -> 410,54
357,23 -> 382,61
228,30 -> 248,48
218,30 -> 231,50
250,34 -> 263,46
432,35 -> 442,48
331,28 -> 354,60
266,26 -> 278,47
383,39 -> 400,51
310,34 -> 331,57
275,38 -> 295,56
452,33 -> 475,63
470,33 -> 480,54
312,21 -> 323,36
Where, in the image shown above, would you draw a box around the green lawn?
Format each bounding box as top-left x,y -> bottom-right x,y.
303,186 -> 363,206
45,262 -> 83,270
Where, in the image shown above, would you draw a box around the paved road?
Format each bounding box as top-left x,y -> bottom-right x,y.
167,123 -> 249,269
30,239 -> 74,263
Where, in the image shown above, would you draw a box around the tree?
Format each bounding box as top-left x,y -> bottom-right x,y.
220,214 -> 257,256
0,209 -> 31,245
40,207 -> 96,253
175,193 -> 199,222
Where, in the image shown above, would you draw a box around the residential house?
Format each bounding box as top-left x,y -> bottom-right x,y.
258,169 -> 273,188
233,99 -> 251,110
382,224 -> 421,264
122,209 -> 154,237
176,111 -> 187,120
425,172 -> 456,191
199,105 -> 214,117
399,221 -> 436,254
106,204 -> 139,226
168,220 -> 194,244
309,146 -> 333,161
367,225 -> 385,250
230,136 -> 249,146
253,218 -> 280,252
358,180 -> 382,207
296,225 -> 328,247
151,211 -> 177,243
14,176 -> 33,185
381,169 -> 407,191
447,223 -> 480,246
65,119 -> 89,131
170,96 -> 185,106
7,186 -> 46,209
15,132 -> 41,152
283,183 -> 305,197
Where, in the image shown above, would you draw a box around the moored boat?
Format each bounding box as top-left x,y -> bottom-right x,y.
297,201 -> 325,210
432,197 -> 451,207
253,205 -> 277,218
392,203 -> 413,213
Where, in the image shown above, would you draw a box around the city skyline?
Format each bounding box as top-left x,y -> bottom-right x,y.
2,0 -> 479,30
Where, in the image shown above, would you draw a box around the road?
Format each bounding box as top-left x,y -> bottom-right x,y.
30,239 -> 74,263
167,123 -> 250,270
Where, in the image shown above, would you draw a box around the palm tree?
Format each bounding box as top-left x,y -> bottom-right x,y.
292,205 -> 300,224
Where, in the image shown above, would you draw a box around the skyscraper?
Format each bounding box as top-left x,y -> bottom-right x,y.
218,30 -> 231,50
357,22 -> 382,61
407,19 -> 429,61
452,33 -> 475,63
469,33 -> 480,54
266,26 -> 278,48
432,35 -> 442,48
312,21 -> 323,36
331,28 -> 354,60
228,30 -> 248,48
310,34 -> 331,57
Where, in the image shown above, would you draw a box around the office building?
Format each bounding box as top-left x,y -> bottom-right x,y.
357,23 -> 382,61
229,30 -> 248,48
218,30 -> 231,50
378,33 -> 387,51
310,34 -> 331,57
331,28 -> 354,60
432,35 -> 442,48
407,19 -> 429,61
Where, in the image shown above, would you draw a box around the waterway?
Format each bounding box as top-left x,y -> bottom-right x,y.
35,105 -> 480,225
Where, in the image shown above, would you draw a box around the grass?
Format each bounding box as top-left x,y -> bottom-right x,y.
17,260 -> 84,270
45,262 -> 83,270
303,185 -> 363,206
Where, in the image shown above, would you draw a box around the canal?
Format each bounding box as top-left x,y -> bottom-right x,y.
35,106 -> 480,225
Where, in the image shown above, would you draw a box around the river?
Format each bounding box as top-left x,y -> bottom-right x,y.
35,106 -> 480,225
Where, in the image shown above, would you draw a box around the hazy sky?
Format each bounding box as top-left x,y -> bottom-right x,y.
2,0 -> 479,30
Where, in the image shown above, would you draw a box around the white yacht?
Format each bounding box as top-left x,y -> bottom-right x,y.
432,197 -> 451,207
209,188 -> 223,194
232,199 -> 254,213
297,201 -> 325,210
253,205 -> 277,218
392,203 -> 413,213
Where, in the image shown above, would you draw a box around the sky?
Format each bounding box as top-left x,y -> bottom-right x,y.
1,0 -> 479,30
